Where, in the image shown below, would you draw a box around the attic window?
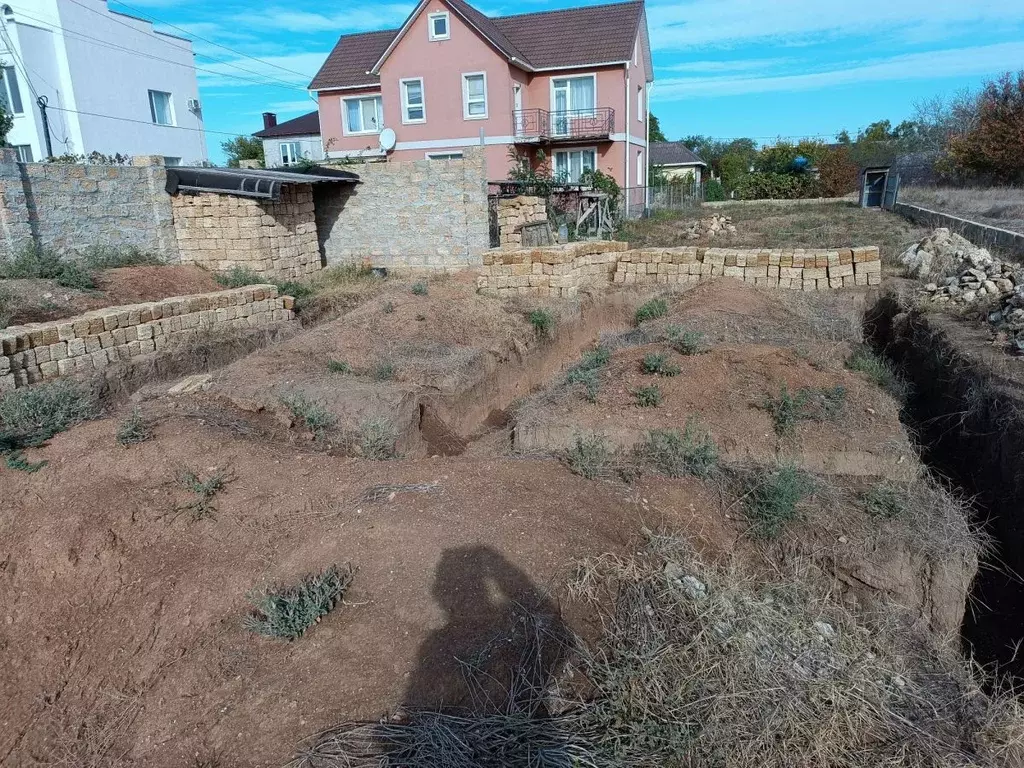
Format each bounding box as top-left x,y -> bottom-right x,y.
428,11 -> 450,40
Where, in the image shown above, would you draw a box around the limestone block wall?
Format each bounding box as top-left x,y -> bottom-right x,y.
315,147 -> 490,269
477,242 -> 882,297
0,286 -> 297,391
172,186 -> 321,280
497,195 -> 548,248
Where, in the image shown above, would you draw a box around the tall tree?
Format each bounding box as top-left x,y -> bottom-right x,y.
648,112 -> 668,143
947,70 -> 1024,183
0,104 -> 13,148
221,136 -> 265,168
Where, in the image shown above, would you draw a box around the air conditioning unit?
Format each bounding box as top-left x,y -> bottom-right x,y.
187,98 -> 201,112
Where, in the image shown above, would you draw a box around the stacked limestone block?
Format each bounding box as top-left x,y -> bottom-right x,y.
0,286 -> 297,392
614,246 -> 882,290
172,186 -> 321,280
497,196 -> 548,249
477,241 -> 629,298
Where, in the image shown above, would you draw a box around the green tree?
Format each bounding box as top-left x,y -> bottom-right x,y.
947,70 -> 1024,183
0,104 -> 13,148
649,112 -> 668,143
221,136 -> 264,168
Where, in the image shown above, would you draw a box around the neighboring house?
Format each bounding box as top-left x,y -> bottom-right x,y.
254,111 -> 323,167
309,0 -> 653,192
0,0 -> 206,164
650,142 -> 707,184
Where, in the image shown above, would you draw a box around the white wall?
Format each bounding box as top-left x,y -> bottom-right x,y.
0,0 -> 206,163
262,134 -> 324,167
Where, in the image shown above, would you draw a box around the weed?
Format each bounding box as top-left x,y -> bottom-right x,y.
565,434 -> 611,480
743,464 -> 813,538
359,416 -> 399,460
635,298 -> 668,324
80,245 -> 163,269
665,325 -> 707,355
327,359 -> 351,374
411,281 -> 428,296
281,393 -> 336,439
0,243 -> 95,289
642,352 -> 680,376
0,283 -> 13,328
564,345 -> 610,402
577,345 -> 610,370
763,384 -> 846,435
846,346 -> 908,400
415,314 -> 426,321
215,266 -> 264,289
175,467 -> 230,521
0,380 -> 98,453
528,309 -> 555,338
633,385 -> 662,408
244,564 -> 354,640
639,419 -> 718,478
116,408 -> 152,446
862,482 -> 908,520
5,450 -> 47,473
373,361 -> 397,381
382,301 -> 396,314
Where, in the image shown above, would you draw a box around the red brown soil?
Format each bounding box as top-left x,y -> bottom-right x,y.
0,412 -> 720,767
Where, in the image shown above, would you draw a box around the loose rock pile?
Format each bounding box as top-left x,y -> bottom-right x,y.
901,228 -> 1024,351
681,214 -> 737,240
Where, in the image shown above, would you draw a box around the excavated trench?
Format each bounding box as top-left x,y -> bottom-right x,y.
867,291 -> 1024,679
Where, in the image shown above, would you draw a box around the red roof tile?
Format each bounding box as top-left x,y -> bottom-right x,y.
309,28 -> 396,91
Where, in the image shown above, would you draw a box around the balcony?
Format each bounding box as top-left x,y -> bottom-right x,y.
512,107 -> 615,144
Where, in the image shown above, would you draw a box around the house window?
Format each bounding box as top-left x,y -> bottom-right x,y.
148,90 -> 174,126
163,156 -> 181,167
401,78 -> 425,124
462,73 -> 487,119
428,11 -> 450,40
426,152 -> 463,160
551,74 -> 595,135
280,142 -> 302,166
0,66 -> 23,115
13,144 -> 32,162
553,148 -> 596,184
343,95 -> 383,134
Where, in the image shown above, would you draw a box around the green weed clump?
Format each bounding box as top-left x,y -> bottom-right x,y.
382,301 -> 396,314
5,451 -> 47,473
116,408 -> 152,446
665,325 -> 707,355
359,416 -> 399,460
565,434 -> 612,480
528,309 -> 555,338
763,384 -> 847,435
81,245 -> 163,269
635,298 -> 668,324
216,266 -> 313,302
565,345 -> 611,403
744,464 -> 813,538
0,379 -> 98,453
639,420 -> 718,478
634,385 -> 662,408
846,346 -> 908,400
327,359 -> 351,374
0,244 -> 95,290
642,352 -> 680,376
411,281 -> 428,296
373,361 -> 397,381
245,564 -> 354,640
863,482 -> 909,520
175,467 -> 230,521
281,393 -> 337,439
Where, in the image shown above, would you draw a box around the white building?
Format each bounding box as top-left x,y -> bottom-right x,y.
253,111 -> 323,168
0,0 -> 206,164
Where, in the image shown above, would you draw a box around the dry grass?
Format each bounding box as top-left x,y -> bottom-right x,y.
900,186 -> 1024,234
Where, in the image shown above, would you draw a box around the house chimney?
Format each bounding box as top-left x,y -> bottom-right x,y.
262,112 -> 277,130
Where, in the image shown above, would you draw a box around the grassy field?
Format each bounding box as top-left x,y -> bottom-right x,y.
899,186 -> 1024,234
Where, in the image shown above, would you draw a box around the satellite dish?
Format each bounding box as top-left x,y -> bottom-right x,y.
379,127 -> 397,152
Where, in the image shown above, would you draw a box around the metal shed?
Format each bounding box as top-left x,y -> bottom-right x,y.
165,166 -> 359,201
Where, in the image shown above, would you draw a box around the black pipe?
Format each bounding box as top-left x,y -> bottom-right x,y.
36,95 -> 52,159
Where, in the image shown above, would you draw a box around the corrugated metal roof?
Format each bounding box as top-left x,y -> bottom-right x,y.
166,166 -> 359,201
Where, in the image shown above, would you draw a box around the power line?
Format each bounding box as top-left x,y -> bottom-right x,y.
46,103 -> 251,139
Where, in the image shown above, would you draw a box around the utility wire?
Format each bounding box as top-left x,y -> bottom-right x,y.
45,103 -> 254,139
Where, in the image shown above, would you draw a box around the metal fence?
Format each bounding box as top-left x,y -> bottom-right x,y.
620,183 -> 704,219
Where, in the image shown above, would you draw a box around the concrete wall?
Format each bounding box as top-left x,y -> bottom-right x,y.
0,151 -> 177,259
0,285 -> 297,391
315,146 -> 490,269
172,186 -> 322,280
893,202 -> 1024,258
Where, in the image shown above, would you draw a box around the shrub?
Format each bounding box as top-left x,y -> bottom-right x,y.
327,359 -> 351,374
0,244 -> 95,290
373,361 -> 397,381
846,346 -> 907,400
116,408 -> 152,446
642,352 -> 680,376
763,384 -> 846,435
665,325 -> 707,355
639,419 -> 718,478
411,281 -> 428,296
175,467 -> 230,521
635,298 -> 668,324
744,464 -> 813,538
215,265 -> 263,289
947,71 -> 1024,184
245,565 -> 354,640
703,178 -> 726,202
280,393 -> 337,439
382,301 -> 396,314
634,385 -> 662,408
565,346 -> 611,403
359,416 -> 399,460
565,434 -> 611,479
0,379 -> 97,452
528,309 -> 554,338
81,245 -> 163,269
734,171 -> 822,201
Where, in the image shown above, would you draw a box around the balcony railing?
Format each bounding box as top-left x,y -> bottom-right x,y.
512,107 -> 615,143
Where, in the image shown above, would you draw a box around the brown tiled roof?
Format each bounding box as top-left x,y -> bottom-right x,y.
650,142 -> 707,167
253,111 -> 321,138
309,28 -> 396,91
309,0 -> 645,90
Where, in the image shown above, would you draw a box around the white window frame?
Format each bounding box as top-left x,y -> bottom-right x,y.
637,86 -> 643,122
461,72 -> 488,120
425,151 -> 464,160
13,144 -> 32,162
400,77 -> 426,124
148,89 -> 174,126
552,147 -> 597,184
550,72 -> 597,131
428,11 -> 450,41
280,141 -> 303,166
0,66 -> 23,115
341,94 -> 383,136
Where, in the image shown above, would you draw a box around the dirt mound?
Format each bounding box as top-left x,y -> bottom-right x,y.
93,265 -> 223,303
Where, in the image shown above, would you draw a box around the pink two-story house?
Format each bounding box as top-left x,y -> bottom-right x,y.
309,0 -> 653,191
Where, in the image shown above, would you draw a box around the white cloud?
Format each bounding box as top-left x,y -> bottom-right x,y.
647,0 -> 1024,50
238,5 -> 413,33
660,58 -> 794,73
655,41 -> 1024,99
196,51 -> 330,89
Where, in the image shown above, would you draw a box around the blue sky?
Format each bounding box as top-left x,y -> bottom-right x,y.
110,0 -> 1024,163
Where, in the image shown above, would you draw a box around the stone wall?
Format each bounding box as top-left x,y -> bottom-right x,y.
497,195 -> 548,248
172,186 -> 321,280
893,202 -> 1024,258
0,286 -> 297,391
477,242 -> 881,297
0,151 -> 177,259
315,147 -> 489,269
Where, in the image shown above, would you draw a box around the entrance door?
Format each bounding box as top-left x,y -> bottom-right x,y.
864,171 -> 887,208
513,84 -> 524,135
